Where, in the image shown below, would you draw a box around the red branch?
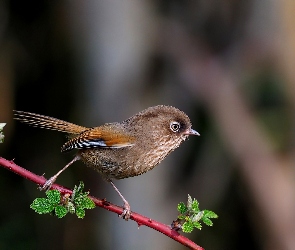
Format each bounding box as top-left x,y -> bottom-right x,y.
0,156 -> 203,250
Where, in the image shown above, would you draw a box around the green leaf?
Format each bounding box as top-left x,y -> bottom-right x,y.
76,207 -> 86,219
177,202 -> 187,214
55,205 -> 68,218
74,195 -> 86,206
182,221 -> 194,233
178,214 -> 186,220
202,217 -> 213,226
80,197 -> 95,209
175,195 -> 219,233
46,190 -> 61,206
191,199 -> 200,213
75,195 -> 87,207
203,210 -> 218,219
31,182 -> 95,219
71,182 -> 95,218
30,198 -> 54,214
192,221 -> 202,230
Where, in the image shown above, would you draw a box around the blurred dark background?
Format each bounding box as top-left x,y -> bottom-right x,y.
1,0 -> 295,249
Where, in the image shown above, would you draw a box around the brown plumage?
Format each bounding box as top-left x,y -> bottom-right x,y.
14,105 -> 199,220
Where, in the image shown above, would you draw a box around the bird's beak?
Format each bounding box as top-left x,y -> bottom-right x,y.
184,128 -> 200,136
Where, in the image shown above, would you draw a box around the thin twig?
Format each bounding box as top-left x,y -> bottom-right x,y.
0,156 -> 203,250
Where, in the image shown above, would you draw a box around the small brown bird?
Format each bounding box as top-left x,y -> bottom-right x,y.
14,105 -> 199,220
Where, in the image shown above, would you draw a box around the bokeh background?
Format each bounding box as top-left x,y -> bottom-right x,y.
1,0 -> 295,249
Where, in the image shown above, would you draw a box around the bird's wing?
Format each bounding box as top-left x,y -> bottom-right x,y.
61,126 -> 135,152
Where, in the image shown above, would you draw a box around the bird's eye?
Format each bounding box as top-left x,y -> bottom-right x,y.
170,121 -> 181,132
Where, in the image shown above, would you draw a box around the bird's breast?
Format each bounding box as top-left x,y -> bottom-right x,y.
78,135 -> 185,180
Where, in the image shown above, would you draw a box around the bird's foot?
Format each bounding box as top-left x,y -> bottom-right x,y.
119,202 -> 131,221
39,176 -> 56,191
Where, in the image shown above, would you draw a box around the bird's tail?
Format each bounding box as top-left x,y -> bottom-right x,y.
14,110 -> 87,135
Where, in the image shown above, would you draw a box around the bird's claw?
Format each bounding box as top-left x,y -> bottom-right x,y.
119,203 -> 131,221
39,177 -> 56,191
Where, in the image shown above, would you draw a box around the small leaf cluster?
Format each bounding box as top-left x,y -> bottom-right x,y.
0,123 -> 6,143
30,182 -> 95,218
175,194 -> 218,233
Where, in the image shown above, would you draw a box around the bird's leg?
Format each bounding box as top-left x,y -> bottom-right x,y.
40,155 -> 80,191
109,180 -> 131,220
